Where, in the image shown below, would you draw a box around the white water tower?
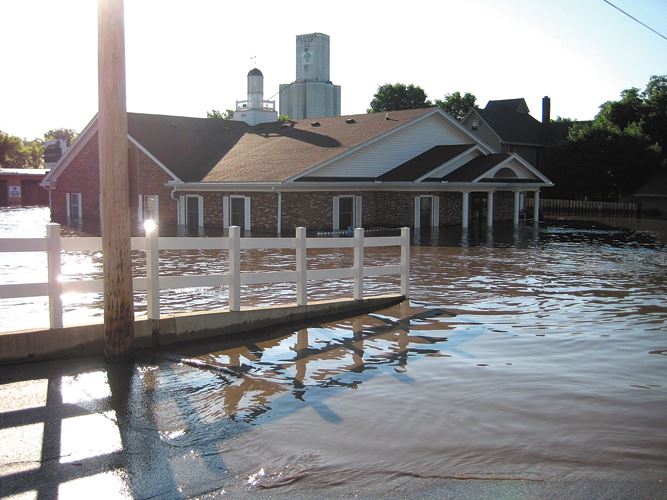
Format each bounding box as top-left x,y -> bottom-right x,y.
233,68 -> 277,125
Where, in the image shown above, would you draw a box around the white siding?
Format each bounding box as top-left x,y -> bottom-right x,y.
312,114 -> 472,178
482,158 -> 536,180
462,111 -> 502,152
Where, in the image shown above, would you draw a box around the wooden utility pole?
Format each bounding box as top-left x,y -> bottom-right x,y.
98,0 -> 135,357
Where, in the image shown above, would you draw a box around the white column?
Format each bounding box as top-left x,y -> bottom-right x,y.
296,227 -> 307,306
461,192 -> 469,229
145,223 -> 160,321
533,190 -> 540,222
513,191 -> 521,226
353,227 -> 364,300
486,191 -> 494,228
228,225 -> 241,311
400,227 -> 410,298
47,223 -> 63,329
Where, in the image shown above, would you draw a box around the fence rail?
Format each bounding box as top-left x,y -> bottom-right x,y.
526,198 -> 638,218
0,224 -> 410,330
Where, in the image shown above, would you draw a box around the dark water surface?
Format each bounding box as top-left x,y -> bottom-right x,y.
1,207 -> 666,497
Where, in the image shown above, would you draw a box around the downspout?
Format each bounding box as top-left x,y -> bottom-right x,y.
277,191 -> 282,236
171,185 -> 180,226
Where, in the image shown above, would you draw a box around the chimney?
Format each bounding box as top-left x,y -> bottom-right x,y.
542,96 -> 551,125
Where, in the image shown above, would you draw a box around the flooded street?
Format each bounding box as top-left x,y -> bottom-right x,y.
1,206 -> 666,497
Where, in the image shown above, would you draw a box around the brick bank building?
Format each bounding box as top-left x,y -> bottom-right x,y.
41,105 -> 552,236
42,35 -> 551,234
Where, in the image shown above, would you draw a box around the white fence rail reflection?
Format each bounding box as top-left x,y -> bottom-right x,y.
0,224 -> 410,330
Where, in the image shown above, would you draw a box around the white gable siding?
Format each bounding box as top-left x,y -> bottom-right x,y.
424,149 -> 483,180
312,114 -> 472,178
462,111 -> 502,152
481,158 -> 537,180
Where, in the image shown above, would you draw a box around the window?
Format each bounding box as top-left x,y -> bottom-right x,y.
231,197 -> 245,227
414,195 -> 439,228
138,194 -> 159,223
223,196 -> 251,231
178,195 -> 203,231
333,195 -> 362,232
66,193 -> 82,223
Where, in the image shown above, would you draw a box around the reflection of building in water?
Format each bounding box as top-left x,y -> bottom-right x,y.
279,33 -> 341,120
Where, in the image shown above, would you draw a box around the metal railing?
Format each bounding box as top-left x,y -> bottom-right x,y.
0,225 -> 410,330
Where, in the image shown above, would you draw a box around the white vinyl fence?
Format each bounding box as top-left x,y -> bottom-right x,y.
0,225 -> 410,330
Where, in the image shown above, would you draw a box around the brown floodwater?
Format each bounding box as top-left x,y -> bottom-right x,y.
1,207 -> 666,497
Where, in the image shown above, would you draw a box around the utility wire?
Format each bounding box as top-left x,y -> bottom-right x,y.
601,0 -> 667,42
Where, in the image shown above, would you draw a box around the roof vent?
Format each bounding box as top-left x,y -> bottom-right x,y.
310,121 -> 321,127
345,118 -> 356,124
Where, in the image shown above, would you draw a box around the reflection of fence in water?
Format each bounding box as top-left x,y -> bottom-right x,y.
161,301 -> 458,423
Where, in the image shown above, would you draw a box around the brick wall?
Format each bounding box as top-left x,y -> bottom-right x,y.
186,191 -> 279,233
280,191 -> 470,232
51,133 -> 177,235
495,191 -> 514,220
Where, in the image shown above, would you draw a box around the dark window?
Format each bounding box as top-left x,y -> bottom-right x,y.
420,197 -> 432,227
231,197 -> 245,228
186,196 -> 199,233
338,196 -> 354,230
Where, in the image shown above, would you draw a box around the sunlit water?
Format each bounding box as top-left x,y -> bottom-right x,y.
1,206 -> 666,497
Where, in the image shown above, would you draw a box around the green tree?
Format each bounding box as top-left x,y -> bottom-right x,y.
433,91 -> 477,120
206,109 -> 234,120
368,83 -> 431,113
544,75 -> 667,201
44,128 -> 78,146
0,131 -> 22,168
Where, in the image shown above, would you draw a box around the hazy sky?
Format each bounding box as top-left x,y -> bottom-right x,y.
1,0 -> 666,139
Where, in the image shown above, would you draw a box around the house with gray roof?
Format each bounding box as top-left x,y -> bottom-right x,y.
42,107 -> 552,236
462,97 -> 571,169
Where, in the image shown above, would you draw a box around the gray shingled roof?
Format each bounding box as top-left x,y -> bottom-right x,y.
476,105 -> 544,145
127,113 -> 249,182
440,153 -> 510,182
377,144 -> 475,181
126,109 -> 435,183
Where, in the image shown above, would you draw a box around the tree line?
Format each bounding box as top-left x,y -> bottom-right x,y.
0,128 -> 78,169
544,75 -> 666,201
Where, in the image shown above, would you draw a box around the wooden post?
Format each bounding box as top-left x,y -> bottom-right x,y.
98,0 -> 134,357
353,227 -> 364,300
400,227 -> 410,298
229,226 -> 241,312
295,227 -> 307,306
46,223 -> 63,329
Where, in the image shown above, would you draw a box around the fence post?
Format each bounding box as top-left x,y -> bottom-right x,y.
145,223 -> 160,344
353,227 -> 364,300
229,225 -> 241,312
47,223 -> 63,329
400,227 -> 410,298
296,227 -> 307,306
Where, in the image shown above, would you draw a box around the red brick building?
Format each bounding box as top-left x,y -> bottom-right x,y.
42,108 -> 552,235
0,168 -> 50,207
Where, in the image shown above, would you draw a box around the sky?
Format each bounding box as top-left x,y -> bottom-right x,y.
1,0 -> 666,140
